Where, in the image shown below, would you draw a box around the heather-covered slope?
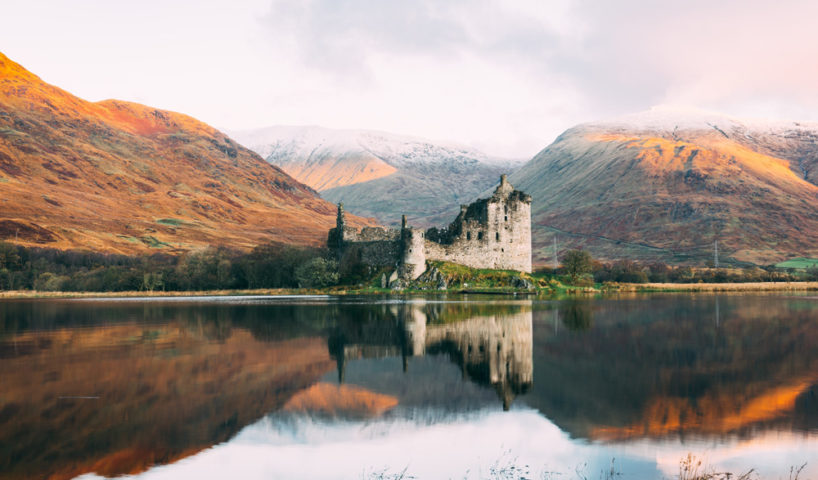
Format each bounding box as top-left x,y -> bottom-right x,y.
510,107 -> 818,265
0,52 -> 372,254
231,126 -> 522,227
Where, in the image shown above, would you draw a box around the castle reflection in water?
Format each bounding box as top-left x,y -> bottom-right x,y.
328,301 -> 533,410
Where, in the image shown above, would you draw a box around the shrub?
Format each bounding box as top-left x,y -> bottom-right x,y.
295,257 -> 339,288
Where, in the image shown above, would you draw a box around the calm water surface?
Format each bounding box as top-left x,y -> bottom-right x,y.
1,294 -> 816,479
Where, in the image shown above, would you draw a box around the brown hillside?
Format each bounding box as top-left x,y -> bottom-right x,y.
0,52 -> 373,254
511,111 -> 818,265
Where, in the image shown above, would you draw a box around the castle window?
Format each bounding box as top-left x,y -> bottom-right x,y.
467,232 -> 471,240
504,215 -> 508,221
478,232 -> 483,240
495,232 -> 500,241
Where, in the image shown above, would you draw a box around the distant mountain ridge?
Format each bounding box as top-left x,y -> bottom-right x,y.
510,106 -> 818,265
230,125 -> 523,227
0,52 -> 372,254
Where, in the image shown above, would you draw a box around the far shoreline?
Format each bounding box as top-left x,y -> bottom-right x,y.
611,281 -> 818,292
3,281 -> 818,299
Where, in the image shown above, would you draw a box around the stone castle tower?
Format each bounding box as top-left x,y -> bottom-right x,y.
329,175 -> 532,280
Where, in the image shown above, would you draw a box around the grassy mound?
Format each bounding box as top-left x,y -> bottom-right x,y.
775,257 -> 818,269
413,261 -> 549,293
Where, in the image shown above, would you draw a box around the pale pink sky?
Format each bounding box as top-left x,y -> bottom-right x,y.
3,0 -> 818,157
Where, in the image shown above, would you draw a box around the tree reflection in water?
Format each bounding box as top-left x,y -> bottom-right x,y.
559,299 -> 593,332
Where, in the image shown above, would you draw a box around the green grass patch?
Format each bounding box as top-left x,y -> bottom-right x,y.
156,218 -> 185,227
0,128 -> 25,137
424,261 -> 562,293
116,235 -> 141,244
775,257 -> 818,269
140,235 -> 171,248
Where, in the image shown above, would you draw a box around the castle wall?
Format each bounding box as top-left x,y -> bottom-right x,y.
341,241 -> 401,269
423,194 -> 531,273
342,226 -> 400,243
330,224 -> 402,270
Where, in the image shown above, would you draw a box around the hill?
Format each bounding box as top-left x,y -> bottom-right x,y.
510,106 -> 818,265
230,125 -> 522,227
0,52 -> 372,255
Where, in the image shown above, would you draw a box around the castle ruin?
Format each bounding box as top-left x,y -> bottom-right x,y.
328,175 -> 532,281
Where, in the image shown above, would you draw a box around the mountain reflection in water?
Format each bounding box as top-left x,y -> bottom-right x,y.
0,294 -> 816,479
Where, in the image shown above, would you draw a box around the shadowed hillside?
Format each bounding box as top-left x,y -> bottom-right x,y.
230,126 -> 522,227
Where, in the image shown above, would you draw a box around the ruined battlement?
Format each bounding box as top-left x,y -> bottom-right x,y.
328,175 -> 532,281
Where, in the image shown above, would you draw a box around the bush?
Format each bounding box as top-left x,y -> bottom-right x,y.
295,258 -> 339,288
595,260 -> 648,283
33,272 -> 69,291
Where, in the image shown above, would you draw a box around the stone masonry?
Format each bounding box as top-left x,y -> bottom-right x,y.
328,175 -> 532,280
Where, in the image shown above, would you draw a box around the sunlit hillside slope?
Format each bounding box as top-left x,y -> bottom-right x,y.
0,52 -> 372,254
511,107 -> 818,265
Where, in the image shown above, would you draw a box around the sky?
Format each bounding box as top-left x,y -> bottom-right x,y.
3,0 -> 818,158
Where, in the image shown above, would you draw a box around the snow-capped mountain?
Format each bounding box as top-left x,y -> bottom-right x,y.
583,105 -> 818,182
509,106 -> 818,265
229,126 -> 523,227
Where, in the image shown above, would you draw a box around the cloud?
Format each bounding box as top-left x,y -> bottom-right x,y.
260,0 -> 577,77
252,0 -> 818,156
3,0 -> 818,158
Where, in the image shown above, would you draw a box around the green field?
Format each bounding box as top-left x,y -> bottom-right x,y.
775,257 -> 818,269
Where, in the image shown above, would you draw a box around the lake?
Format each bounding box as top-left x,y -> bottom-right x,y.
1,294 -> 816,479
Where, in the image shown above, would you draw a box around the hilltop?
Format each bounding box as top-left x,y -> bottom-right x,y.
510,106 -> 818,265
0,52 -> 372,254
230,125 -> 522,227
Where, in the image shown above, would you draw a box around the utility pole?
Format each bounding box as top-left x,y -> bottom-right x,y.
714,240 -> 719,268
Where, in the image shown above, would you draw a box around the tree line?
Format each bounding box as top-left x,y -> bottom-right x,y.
547,249 -> 817,285
0,241 -> 341,292
1,241 -> 815,292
